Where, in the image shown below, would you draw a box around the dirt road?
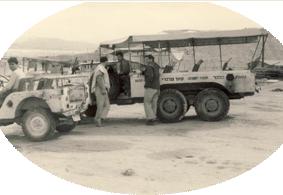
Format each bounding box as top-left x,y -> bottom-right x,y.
2,81 -> 283,194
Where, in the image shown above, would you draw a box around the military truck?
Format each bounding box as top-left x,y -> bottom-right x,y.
85,28 -> 268,122
0,74 -> 89,141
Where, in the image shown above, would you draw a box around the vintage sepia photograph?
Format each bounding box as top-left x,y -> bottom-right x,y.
0,2 -> 283,194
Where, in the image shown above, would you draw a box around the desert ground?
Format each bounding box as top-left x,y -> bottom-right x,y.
1,81 -> 283,195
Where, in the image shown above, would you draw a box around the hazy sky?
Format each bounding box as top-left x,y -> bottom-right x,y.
20,2 -> 260,45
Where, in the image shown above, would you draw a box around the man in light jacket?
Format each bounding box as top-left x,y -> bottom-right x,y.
91,56 -> 110,127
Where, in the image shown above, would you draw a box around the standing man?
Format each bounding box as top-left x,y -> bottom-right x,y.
143,55 -> 160,125
116,51 -> 131,96
91,56 -> 110,127
0,57 -> 25,106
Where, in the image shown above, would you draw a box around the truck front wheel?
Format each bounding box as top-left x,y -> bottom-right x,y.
195,88 -> 230,121
22,108 -> 56,141
157,89 -> 188,123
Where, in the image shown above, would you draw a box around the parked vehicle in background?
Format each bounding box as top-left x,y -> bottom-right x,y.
252,60 -> 283,79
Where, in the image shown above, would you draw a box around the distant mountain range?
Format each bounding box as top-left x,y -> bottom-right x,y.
11,37 -> 97,51
5,29 -> 283,67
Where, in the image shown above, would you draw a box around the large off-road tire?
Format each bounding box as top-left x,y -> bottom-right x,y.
22,108 -> 56,141
195,88 -> 230,121
157,89 -> 188,123
56,120 -> 77,133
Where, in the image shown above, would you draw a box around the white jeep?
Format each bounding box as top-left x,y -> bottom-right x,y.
84,29 -> 268,122
0,74 -> 89,141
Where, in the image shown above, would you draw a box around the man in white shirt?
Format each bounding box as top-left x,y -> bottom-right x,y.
0,57 -> 25,106
90,56 -> 110,127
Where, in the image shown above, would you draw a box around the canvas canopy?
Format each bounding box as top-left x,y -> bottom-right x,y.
100,28 -> 268,49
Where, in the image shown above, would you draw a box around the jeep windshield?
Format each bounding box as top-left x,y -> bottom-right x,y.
99,28 -> 268,72
16,74 -> 89,91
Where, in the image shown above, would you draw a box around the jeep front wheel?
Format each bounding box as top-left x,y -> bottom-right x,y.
22,108 -> 56,141
157,89 -> 188,123
195,88 -> 230,121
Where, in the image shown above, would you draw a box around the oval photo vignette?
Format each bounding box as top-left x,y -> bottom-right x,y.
0,2 -> 283,195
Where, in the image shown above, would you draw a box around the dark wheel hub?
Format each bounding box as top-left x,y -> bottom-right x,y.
163,98 -> 177,113
205,99 -> 219,112
157,89 -> 188,123
195,89 -> 230,121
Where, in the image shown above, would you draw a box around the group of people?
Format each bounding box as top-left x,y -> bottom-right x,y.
90,53 -> 160,127
0,55 -> 161,127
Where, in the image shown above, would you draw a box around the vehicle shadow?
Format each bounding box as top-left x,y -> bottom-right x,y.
74,115 -> 237,136
5,132 -> 61,144
4,114 -> 242,147
3,115 -> 252,154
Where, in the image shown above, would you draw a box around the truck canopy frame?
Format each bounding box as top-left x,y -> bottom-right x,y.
99,28 -> 268,70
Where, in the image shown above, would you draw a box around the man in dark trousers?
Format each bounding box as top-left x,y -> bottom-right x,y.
143,55 -> 160,125
115,51 -> 131,96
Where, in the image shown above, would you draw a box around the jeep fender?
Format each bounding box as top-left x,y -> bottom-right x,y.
16,97 -> 50,117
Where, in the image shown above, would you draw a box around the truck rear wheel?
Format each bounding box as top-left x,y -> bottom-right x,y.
22,108 -> 56,141
195,88 -> 230,121
157,89 -> 188,123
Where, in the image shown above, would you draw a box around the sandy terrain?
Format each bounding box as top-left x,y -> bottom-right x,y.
1,81 -> 283,195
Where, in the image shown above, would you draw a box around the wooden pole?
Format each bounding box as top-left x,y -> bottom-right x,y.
192,40 -> 196,65
158,42 -> 162,66
99,46 -> 102,59
219,44 -> 223,69
167,41 -> 171,65
261,35 -> 266,67
142,43 -> 145,64
22,57 -> 25,72
128,42 -> 131,62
